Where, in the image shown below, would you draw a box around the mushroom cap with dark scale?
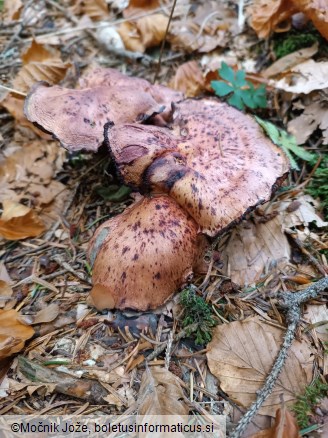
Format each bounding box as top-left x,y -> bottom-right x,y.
106,99 -> 290,236
87,195 -> 208,311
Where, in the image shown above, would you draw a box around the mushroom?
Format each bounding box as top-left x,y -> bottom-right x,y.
106,99 -> 290,236
23,67 -> 290,310
24,68 -> 183,152
88,195 -> 208,311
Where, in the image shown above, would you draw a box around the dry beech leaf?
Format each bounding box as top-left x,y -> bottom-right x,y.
0,309 -> 34,359
303,304 -> 328,344
0,281 -> 13,309
0,200 -> 45,240
169,61 -> 205,97
32,303 -> 60,325
288,100 -> 328,145
138,367 -> 188,416
118,14 -> 169,52
271,59 -> 328,94
0,263 -> 12,284
278,194 -> 328,229
252,406 -> 300,437
294,0 -> 328,40
1,95 -> 51,138
262,43 -> 318,78
3,0 -> 23,22
247,0 -> 297,39
207,317 -> 313,416
123,0 -> 160,18
220,215 -> 290,286
13,40 -> 71,93
81,0 -> 109,21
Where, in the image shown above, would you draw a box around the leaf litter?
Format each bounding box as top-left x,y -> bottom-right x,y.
0,0 -> 327,436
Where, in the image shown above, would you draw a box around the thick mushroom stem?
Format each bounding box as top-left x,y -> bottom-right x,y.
87,196 -> 208,311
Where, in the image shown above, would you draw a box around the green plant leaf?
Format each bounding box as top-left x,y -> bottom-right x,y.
235,70 -> 247,87
255,117 -> 317,170
240,89 -> 256,109
219,62 -> 235,83
211,81 -> 233,97
228,91 -> 244,110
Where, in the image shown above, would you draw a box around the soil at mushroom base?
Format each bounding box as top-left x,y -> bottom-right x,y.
24,67 -> 290,311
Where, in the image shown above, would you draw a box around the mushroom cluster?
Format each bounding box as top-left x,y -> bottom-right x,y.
25,68 -> 290,311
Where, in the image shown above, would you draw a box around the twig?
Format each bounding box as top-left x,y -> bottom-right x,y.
145,322 -> 198,362
0,84 -> 26,97
153,0 -> 178,83
231,276 -> 328,438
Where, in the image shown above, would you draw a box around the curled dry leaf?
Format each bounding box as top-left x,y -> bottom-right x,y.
0,200 -> 45,240
252,406 -> 300,438
220,215 -> 290,286
271,60 -> 328,94
2,0 -> 23,22
288,100 -> 328,145
247,0 -> 297,39
88,196 -> 208,311
303,304 -> 328,344
0,94 -> 51,139
13,40 -> 71,93
123,0 -> 160,18
138,366 -> 189,416
0,309 -> 34,359
262,43 -> 318,78
0,281 -> 13,309
207,317 -> 313,416
248,0 -> 328,40
118,14 -> 169,53
169,61 -> 206,97
31,303 -> 60,325
81,0 -> 109,21
168,1 -> 235,53
294,0 -> 328,40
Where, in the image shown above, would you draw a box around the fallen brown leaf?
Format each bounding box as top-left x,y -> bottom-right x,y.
3,0 -> 22,22
138,367 -> 188,416
32,303 -> 60,325
0,309 -> 34,359
247,0 -> 296,39
0,281 -> 13,309
169,61 -> 205,97
262,43 -> 318,78
1,94 -> 51,138
271,60 -> 328,94
0,200 -> 45,240
207,317 -> 313,416
220,215 -> 290,286
303,304 -> 328,344
288,100 -> 328,145
293,0 -> 328,40
118,13 -> 168,52
251,406 -> 300,437
123,0 -> 160,18
13,40 -> 71,93
81,0 -> 109,21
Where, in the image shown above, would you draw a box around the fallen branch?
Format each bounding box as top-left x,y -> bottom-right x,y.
18,356 -> 108,404
231,276 -> 328,438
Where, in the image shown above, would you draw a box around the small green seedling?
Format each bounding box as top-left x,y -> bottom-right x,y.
180,287 -> 217,345
292,378 -> 328,428
255,117 -> 317,170
306,156 -> 328,220
211,62 -> 267,111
